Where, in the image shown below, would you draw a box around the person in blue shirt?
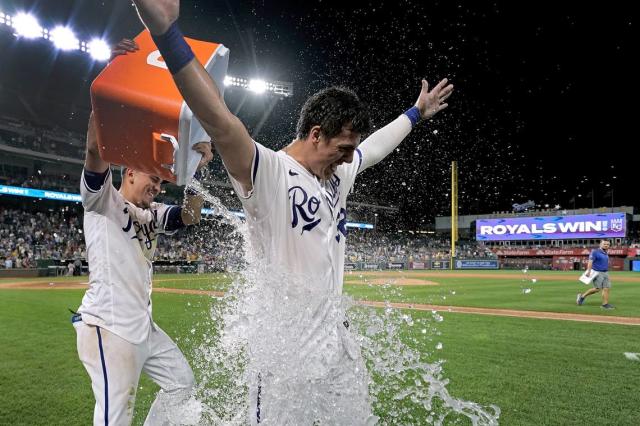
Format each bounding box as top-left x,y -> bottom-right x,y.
577,240 -> 614,309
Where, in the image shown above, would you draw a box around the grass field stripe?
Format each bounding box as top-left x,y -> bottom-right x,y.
357,301 -> 640,325
3,279 -> 638,325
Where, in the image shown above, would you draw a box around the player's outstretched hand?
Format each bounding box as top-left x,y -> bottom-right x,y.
110,38 -> 139,61
193,142 -> 214,170
132,0 -> 179,35
415,78 -> 454,120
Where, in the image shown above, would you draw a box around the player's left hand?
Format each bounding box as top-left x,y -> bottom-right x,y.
192,142 -> 214,170
415,78 -> 454,120
110,38 -> 139,61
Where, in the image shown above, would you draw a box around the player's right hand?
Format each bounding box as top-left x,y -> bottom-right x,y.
110,39 -> 139,62
192,142 -> 214,170
132,0 -> 179,36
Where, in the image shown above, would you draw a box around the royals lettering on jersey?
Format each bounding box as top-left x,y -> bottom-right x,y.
77,168 -> 180,344
228,142 -> 363,295
131,214 -> 158,250
289,185 -> 322,233
335,208 -> 348,242
122,202 -> 177,258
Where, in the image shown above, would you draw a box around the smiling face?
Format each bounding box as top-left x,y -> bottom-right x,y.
600,240 -> 611,251
121,168 -> 162,208
308,124 -> 361,180
294,87 -> 370,179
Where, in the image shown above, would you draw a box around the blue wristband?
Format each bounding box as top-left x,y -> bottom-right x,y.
151,21 -> 195,75
403,106 -> 421,128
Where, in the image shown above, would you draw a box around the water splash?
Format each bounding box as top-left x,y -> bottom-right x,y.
187,179 -> 242,228
519,266 -> 538,295
350,284 -> 500,425
182,182 -> 500,425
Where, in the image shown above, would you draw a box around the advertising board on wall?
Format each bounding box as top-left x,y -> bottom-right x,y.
455,259 -> 499,269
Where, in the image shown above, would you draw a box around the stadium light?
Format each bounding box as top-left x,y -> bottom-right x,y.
87,38 -> 111,61
248,79 -> 267,94
224,75 -> 293,97
50,26 -> 79,50
1,10 -> 294,95
12,12 -> 42,39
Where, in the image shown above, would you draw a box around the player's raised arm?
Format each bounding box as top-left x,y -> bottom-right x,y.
132,0 -> 254,190
84,111 -> 110,174
358,78 -> 454,172
85,38 -> 139,174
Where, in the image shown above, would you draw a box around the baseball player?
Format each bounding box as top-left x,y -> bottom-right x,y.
72,40 -> 214,426
132,1 -> 453,423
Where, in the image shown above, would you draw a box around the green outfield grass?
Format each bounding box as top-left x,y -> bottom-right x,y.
6,270 -> 637,317
1,271 -> 639,425
343,271 -> 640,317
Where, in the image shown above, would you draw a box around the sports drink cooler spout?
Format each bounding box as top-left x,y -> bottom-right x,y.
90,30 -> 229,185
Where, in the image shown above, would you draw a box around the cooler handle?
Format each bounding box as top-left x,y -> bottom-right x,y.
152,132 -> 179,175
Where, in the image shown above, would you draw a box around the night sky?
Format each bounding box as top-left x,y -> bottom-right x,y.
0,0 -> 635,228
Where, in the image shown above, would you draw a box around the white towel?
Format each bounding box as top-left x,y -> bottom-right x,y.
579,270 -> 599,285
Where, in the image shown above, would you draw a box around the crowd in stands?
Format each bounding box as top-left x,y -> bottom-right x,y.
344,232 -> 496,264
0,115 -> 240,203
0,207 -> 85,269
2,206 -> 500,271
0,207 -> 244,272
0,116 -> 85,159
0,169 -> 79,193
2,107 -> 639,274
0,115 -> 83,192
3,117 -> 639,272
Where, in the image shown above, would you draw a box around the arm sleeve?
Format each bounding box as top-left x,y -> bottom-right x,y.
226,141 -> 284,220
155,204 -> 184,235
337,149 -> 362,194
80,168 -> 115,214
357,114 -> 413,173
83,169 -> 109,190
164,206 -> 185,232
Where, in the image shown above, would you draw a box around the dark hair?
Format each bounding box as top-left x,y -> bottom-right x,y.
296,87 -> 371,139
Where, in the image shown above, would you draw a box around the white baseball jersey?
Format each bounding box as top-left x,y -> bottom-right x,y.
229,115 -> 413,293
229,142 -> 362,296
228,116 -> 413,425
78,168 -> 179,344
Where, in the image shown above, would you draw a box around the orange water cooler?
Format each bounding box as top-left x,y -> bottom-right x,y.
90,30 -> 229,185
